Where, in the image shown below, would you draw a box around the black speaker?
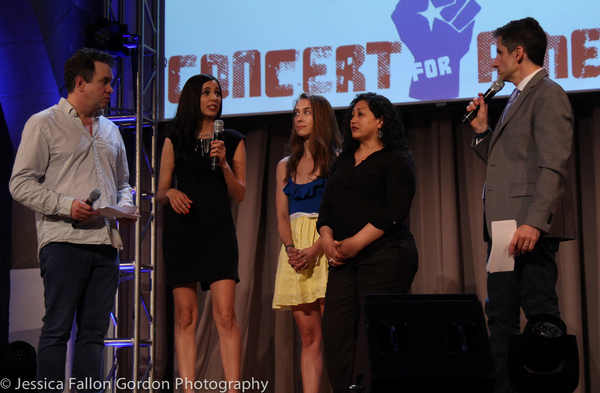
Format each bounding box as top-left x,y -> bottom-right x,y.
364,294 -> 496,392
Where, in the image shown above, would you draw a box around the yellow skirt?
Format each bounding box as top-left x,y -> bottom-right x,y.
272,214 -> 328,310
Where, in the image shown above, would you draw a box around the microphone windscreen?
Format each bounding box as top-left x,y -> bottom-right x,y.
89,188 -> 102,202
488,78 -> 505,96
214,119 -> 224,133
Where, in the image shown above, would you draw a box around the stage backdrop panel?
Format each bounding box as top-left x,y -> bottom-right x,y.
163,0 -> 600,118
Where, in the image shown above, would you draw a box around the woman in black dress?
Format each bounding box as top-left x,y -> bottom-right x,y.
158,74 -> 246,393
317,92 -> 418,392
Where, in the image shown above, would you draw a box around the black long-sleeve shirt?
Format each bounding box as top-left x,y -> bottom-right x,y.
316,147 -> 416,263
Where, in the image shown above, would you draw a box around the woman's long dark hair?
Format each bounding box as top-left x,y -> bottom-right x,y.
167,74 -> 223,162
338,92 -> 412,161
285,93 -> 341,182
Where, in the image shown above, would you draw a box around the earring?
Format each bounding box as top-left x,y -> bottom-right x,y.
377,129 -> 383,139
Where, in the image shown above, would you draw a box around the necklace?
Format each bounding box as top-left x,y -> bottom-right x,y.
195,131 -> 214,154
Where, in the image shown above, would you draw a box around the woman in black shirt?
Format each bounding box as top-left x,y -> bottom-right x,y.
158,74 -> 246,393
317,92 -> 418,392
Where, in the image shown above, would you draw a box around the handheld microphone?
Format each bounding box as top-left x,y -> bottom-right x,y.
462,78 -> 505,124
211,120 -> 224,171
72,188 -> 101,228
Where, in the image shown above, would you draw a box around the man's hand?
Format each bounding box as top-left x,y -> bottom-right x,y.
509,224 -> 541,257
117,217 -> 138,227
71,199 -> 99,221
466,92 -> 490,133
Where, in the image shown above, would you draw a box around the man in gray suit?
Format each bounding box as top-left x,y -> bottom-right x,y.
466,17 -> 576,393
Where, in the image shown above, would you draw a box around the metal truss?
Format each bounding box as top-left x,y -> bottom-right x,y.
100,0 -> 160,392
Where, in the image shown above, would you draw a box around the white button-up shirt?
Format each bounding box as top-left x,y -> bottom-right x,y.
9,98 -> 134,257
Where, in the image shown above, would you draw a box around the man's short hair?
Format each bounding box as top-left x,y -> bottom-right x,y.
64,47 -> 115,93
493,17 -> 547,67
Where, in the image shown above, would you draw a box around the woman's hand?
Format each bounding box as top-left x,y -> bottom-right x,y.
285,245 -> 301,269
321,230 -> 344,267
210,140 -> 228,169
285,246 -> 309,272
335,237 -> 362,260
166,188 -> 193,214
290,244 -> 321,272
334,224 -> 383,261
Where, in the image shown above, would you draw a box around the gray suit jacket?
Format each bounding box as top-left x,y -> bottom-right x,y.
472,69 -> 576,241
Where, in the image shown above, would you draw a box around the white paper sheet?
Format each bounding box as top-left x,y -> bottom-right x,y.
487,219 -> 517,273
97,205 -> 140,219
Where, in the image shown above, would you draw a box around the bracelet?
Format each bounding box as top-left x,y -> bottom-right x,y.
285,244 -> 294,252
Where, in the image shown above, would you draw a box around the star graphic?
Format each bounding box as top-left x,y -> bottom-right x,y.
419,0 -> 443,31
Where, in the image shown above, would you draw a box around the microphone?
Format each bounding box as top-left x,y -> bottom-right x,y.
461,78 -> 505,124
211,119 -> 224,171
72,188 -> 101,228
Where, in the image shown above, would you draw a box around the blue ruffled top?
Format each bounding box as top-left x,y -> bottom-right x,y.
283,177 -> 327,215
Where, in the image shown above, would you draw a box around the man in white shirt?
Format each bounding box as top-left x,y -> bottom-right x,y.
10,47 -> 136,393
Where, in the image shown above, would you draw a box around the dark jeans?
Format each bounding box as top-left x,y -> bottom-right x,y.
38,243 -> 119,393
322,238 -> 418,393
485,238 -> 560,393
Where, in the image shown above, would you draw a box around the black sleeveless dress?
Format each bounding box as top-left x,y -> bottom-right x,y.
162,129 -> 245,290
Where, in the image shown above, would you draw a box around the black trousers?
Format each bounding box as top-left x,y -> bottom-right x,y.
322,238 -> 418,393
485,238 -> 560,393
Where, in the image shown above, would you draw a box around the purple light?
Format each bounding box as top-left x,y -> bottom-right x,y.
105,341 -> 133,348
109,116 -> 137,123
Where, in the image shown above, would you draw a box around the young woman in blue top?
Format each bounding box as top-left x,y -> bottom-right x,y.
273,93 -> 341,393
